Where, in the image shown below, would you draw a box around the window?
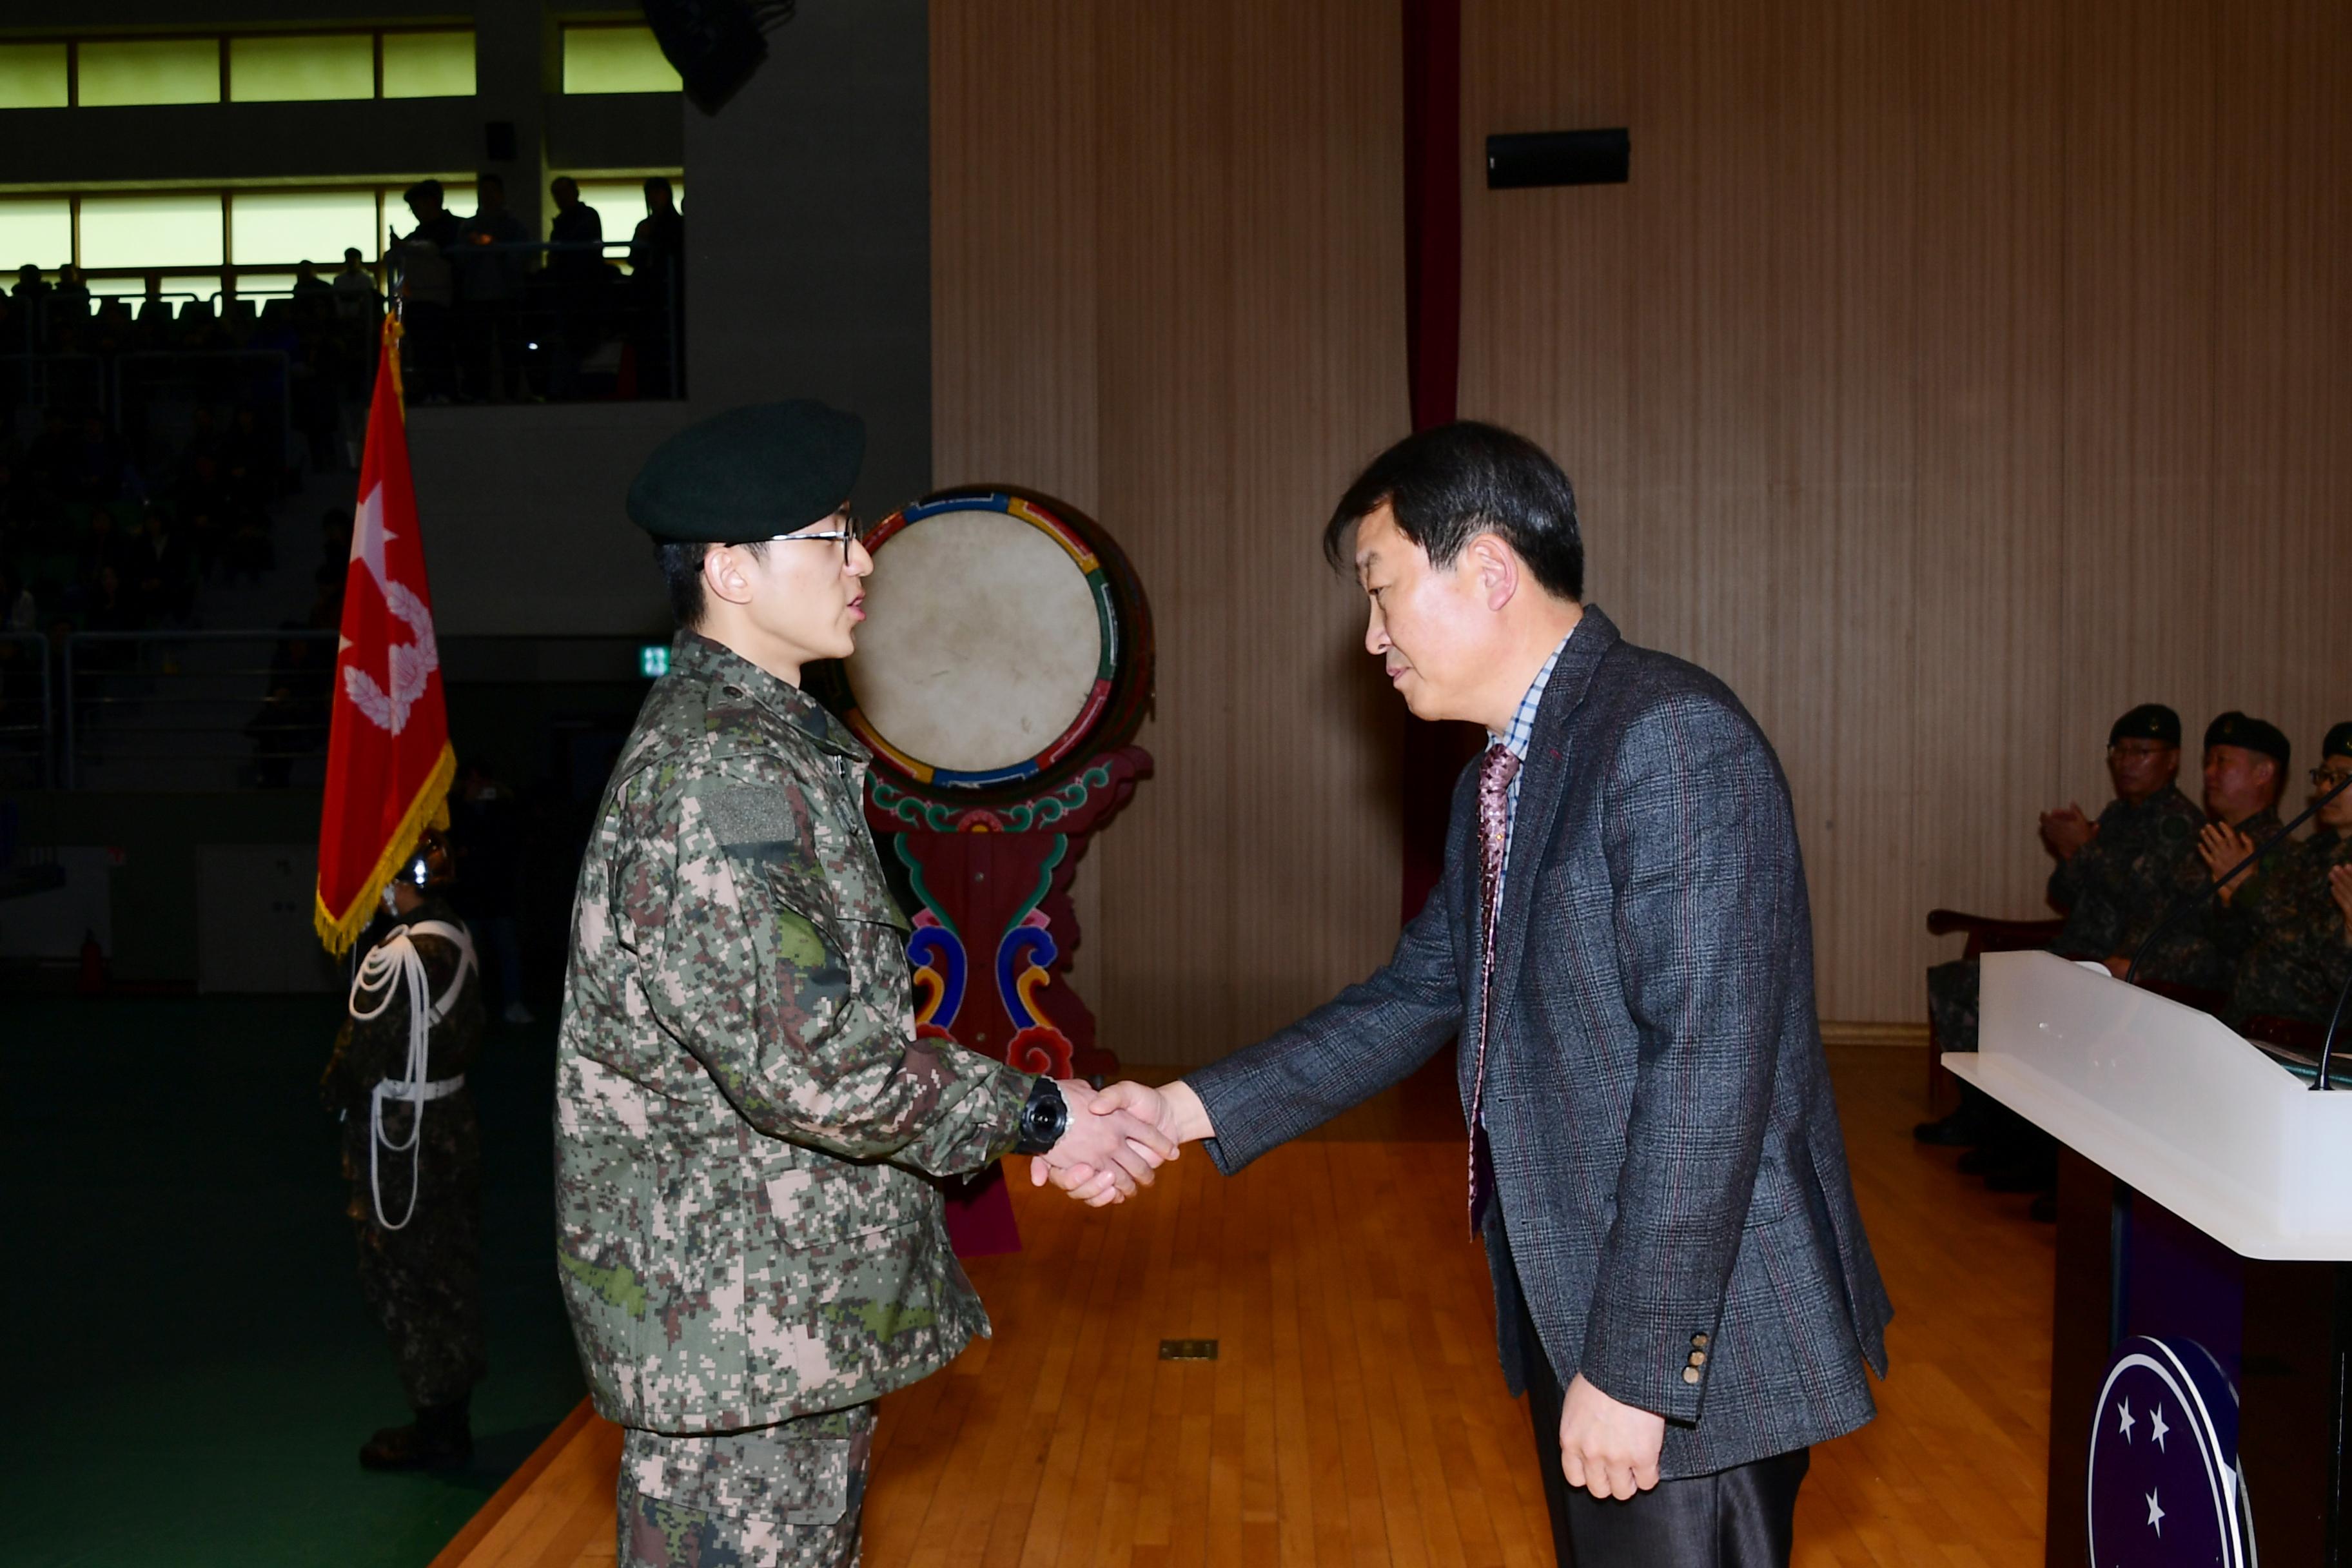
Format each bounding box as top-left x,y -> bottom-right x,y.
231,190 -> 378,268
229,34 -> 374,103
0,43 -> 69,110
562,26 -> 681,94
0,199 -> 72,270
0,30 -> 476,110
80,194 -> 225,270
381,30 -> 474,99
77,39 -> 222,108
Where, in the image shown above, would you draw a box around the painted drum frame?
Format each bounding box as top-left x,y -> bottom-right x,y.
818,487 -> 1154,808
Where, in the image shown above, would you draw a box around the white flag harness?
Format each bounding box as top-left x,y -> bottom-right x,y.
348,919 -> 477,1231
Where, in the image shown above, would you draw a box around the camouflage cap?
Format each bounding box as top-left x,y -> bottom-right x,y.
2109,703 -> 2180,748
2323,721 -> 2352,762
2204,710 -> 2290,770
627,401 -> 865,544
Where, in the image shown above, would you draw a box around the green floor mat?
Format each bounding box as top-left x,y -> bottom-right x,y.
1,995 -> 586,1567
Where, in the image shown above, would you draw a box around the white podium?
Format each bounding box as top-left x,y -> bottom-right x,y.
1947,950 -> 2352,1259
1943,948 -> 2352,1565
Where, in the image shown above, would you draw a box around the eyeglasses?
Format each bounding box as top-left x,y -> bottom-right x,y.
2311,766 -> 2352,789
2108,742 -> 2175,760
740,520 -> 866,565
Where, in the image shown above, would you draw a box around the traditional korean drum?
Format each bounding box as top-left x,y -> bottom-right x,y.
830,489 -> 1152,801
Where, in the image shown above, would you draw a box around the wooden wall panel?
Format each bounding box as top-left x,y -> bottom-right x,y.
1464,0 -> 2352,1020
934,0 -> 1408,1066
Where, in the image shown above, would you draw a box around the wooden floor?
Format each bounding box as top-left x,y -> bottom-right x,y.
436,1046 -> 2053,1567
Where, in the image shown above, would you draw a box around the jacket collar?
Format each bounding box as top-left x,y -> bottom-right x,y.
1487,604 -> 1620,983
672,631 -> 864,759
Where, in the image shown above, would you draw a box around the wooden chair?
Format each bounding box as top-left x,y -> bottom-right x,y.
1922,909 -> 2064,1117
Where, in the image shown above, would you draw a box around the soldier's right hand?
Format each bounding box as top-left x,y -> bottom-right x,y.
1030,1079 -> 1180,1207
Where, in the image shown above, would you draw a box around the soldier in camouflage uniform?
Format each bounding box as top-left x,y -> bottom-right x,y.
320,828 -> 489,1469
2204,721 -> 2352,1028
2159,710 -> 2293,992
1922,703 -> 2206,1079
554,402 -> 1175,1568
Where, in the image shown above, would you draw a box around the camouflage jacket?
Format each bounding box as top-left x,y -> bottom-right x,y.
2151,807 -> 2286,992
554,631 -> 1033,1434
2045,783 -> 2206,961
320,898 -> 485,1212
2212,827 -> 2352,1026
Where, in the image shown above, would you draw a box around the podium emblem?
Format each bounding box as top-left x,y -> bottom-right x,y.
2087,1336 -> 2253,1567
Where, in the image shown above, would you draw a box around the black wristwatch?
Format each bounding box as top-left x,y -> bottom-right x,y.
1013,1075 -> 1068,1155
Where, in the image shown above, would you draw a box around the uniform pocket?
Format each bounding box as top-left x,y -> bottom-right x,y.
623,1409 -> 869,1527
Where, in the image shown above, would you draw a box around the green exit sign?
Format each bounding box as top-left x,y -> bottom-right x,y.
638,643 -> 670,678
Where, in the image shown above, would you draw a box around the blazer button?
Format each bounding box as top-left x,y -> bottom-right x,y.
1692,1333 -> 1709,1349
1681,1367 -> 1701,1385
1688,1351 -> 1707,1367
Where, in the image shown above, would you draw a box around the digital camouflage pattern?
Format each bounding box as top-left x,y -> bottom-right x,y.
2160,806 -> 2286,993
554,631 -> 1034,1435
2212,826 -> 2352,1026
2045,782 -> 2208,964
1927,784 -> 2212,1054
320,896 -> 488,1409
619,1405 -> 874,1568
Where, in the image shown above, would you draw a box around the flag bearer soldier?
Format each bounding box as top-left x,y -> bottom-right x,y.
553,401 -> 1176,1568
320,829 -> 488,1469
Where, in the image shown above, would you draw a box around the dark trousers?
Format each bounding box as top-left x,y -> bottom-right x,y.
1513,1259 -> 1809,1567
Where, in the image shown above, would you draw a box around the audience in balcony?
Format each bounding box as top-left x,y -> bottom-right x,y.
393,179 -> 462,401
456,175 -> 529,402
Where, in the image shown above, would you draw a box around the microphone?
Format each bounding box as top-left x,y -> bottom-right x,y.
2124,769 -> 2352,985
2312,962 -> 2352,1092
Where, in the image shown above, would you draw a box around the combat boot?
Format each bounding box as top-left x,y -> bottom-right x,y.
359,1396 -> 473,1471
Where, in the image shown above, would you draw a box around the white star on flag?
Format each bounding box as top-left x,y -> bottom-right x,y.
353,482 -> 393,590
2117,1399 -> 2135,1440
2146,1487 -> 2165,1534
2148,1403 -> 2169,1453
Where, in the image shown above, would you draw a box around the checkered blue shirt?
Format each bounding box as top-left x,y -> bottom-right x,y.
1487,629 -> 1573,902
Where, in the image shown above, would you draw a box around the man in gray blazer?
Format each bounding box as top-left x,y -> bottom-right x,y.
1058,422 -> 1893,1565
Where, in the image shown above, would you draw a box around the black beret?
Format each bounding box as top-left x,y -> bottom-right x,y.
2109,703 -> 2180,747
2203,710 -> 2290,770
627,400 -> 865,544
2323,722 -> 2352,762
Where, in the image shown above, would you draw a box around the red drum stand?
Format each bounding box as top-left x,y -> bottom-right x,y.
864,746 -> 1151,1254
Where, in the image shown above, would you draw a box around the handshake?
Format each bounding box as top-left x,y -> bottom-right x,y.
1027,1079 -> 1217,1207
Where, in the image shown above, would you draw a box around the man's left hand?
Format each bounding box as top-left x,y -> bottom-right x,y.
1558,1373 -> 1667,1500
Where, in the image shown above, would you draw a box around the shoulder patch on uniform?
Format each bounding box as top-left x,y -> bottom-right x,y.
560,1252 -> 649,1319
700,786 -> 801,849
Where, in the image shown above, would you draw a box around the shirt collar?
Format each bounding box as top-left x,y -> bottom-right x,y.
672,631 -> 864,757
1490,629 -> 1575,761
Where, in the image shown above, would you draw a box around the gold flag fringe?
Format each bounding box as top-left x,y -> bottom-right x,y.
313,740 -> 456,956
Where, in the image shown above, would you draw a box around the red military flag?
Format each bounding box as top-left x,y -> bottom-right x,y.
315,317 -> 455,954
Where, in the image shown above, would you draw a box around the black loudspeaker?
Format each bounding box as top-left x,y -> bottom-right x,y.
1485,129 -> 1631,190
639,0 -> 790,115
484,121 -> 517,162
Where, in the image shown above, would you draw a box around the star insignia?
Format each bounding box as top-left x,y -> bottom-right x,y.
2148,1403 -> 2169,1453
2146,1487 -> 2165,1535
2117,1399 -> 2135,1441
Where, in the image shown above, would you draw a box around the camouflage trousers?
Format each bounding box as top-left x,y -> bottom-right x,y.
620,1405 -> 876,1568
1926,959 -> 1980,1055
346,1100 -> 487,1411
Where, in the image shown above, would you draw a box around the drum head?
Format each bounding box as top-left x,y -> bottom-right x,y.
830,491 -> 1150,796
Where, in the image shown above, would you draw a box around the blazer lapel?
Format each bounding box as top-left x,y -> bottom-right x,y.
1487,605 -> 1620,1001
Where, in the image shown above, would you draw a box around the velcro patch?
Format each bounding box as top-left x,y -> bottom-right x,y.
700,786 -> 799,850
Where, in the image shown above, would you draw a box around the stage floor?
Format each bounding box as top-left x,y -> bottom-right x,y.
435,1046 -> 2052,1567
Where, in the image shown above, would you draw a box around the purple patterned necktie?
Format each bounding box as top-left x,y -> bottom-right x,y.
1467,743 -> 1520,1233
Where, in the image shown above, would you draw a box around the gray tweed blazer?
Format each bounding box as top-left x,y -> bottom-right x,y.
1189,605 -> 1892,1478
